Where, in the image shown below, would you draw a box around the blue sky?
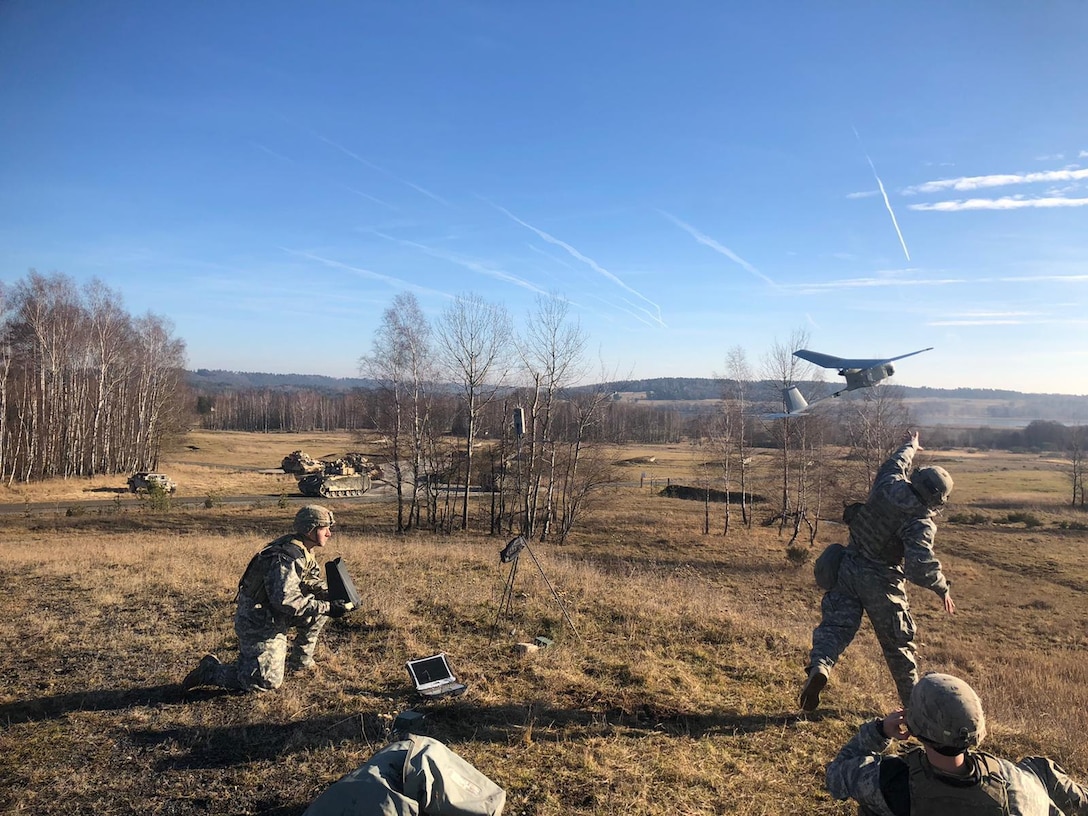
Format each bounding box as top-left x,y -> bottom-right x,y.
2,2 -> 1087,394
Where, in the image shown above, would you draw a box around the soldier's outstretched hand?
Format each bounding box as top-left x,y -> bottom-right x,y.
942,593 -> 956,615
903,429 -> 921,449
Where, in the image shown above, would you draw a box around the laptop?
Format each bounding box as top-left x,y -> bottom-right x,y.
406,653 -> 468,699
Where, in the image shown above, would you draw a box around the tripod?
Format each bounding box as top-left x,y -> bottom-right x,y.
491,535 -> 579,641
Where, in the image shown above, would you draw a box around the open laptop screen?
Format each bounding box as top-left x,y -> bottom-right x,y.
407,654 -> 453,687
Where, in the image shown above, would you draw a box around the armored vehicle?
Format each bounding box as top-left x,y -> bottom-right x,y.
281,450 -> 325,475
297,471 -> 372,498
127,472 -> 177,494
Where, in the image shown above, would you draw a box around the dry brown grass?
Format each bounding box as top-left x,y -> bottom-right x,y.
1,432 -> 1086,815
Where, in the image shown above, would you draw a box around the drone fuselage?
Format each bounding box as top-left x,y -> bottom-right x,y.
842,363 -> 895,392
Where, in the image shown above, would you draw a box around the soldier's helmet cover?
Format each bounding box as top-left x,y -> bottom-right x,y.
294,504 -> 336,534
907,672 -> 986,751
911,466 -> 954,507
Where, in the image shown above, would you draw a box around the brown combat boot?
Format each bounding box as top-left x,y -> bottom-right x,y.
799,665 -> 829,712
182,654 -> 221,690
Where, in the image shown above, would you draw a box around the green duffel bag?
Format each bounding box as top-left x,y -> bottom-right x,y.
813,543 -> 846,591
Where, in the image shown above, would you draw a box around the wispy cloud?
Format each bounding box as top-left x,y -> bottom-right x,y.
928,317 -> 1033,326
927,309 -> 1088,327
845,190 -> 879,199
782,274 -> 966,293
370,231 -> 550,295
904,168 -> 1088,194
999,274 -> 1088,283
657,210 -> 778,288
489,201 -> 666,327
853,127 -> 910,261
909,196 -> 1088,211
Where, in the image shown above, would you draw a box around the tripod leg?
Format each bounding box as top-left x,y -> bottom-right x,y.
524,544 -> 580,639
489,558 -> 520,643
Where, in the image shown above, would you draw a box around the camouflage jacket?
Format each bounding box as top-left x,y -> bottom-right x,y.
848,440 -> 949,597
237,534 -> 330,626
826,718 -> 1088,815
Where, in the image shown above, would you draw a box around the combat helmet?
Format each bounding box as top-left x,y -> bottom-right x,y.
911,465 -> 954,508
294,504 -> 336,534
907,672 -> 986,752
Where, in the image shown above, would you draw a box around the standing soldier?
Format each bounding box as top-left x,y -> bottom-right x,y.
800,430 -> 956,711
182,504 -> 353,692
826,672 -> 1088,814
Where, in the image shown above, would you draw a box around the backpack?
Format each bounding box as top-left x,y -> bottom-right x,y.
813,543 -> 846,591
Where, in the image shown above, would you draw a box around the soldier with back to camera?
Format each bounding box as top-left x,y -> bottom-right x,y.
801,430 -> 956,711
826,672 -> 1088,815
182,504 -> 354,692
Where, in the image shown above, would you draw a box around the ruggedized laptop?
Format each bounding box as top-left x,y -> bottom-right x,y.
405,653 -> 468,699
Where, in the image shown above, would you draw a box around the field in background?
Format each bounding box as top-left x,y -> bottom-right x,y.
1,431 -> 1085,815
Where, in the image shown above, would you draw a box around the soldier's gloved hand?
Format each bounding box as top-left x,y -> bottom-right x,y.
327,600 -> 354,619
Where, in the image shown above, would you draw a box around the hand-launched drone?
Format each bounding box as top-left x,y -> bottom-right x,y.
793,347 -> 933,399
761,346 -> 933,419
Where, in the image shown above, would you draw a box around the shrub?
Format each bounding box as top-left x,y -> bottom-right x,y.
785,545 -> 811,565
141,481 -> 173,512
1005,511 -> 1044,528
948,511 -> 988,525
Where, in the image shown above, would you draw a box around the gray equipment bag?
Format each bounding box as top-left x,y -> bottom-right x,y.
303,734 -> 505,816
813,543 -> 846,591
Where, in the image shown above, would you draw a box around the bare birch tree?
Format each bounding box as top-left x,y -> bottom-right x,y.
360,292 -> 436,532
436,293 -> 511,531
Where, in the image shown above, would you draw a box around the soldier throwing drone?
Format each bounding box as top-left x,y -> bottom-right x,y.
801,430 -> 956,711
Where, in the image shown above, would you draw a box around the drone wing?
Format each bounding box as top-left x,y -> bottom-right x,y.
793,347 -> 933,371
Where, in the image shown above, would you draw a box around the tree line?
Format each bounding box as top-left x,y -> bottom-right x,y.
0,271 -> 188,483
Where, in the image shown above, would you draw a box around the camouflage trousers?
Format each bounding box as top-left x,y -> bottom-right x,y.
208,605 -> 328,692
808,550 -> 917,707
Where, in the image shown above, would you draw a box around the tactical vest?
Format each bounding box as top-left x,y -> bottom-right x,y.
905,748 -> 1010,815
848,487 -> 925,566
237,535 -> 310,603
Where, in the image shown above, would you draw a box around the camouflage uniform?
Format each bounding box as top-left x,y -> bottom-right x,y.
825,718 -> 1088,815
808,438 -> 951,707
205,534 -> 332,692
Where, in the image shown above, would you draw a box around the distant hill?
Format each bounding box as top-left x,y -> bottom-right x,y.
188,369 -> 378,392
185,371 -> 1088,427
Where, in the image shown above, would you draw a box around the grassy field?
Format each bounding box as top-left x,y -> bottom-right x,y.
1,431 -> 1086,815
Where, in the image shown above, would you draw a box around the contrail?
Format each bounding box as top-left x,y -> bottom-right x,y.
315,133 -> 450,206
282,248 -> 452,299
486,199 -> 666,327
657,210 -> 777,288
854,126 -> 911,261
370,231 -> 550,295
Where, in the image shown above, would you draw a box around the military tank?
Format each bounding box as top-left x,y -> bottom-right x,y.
297,471 -> 372,498
281,450 -> 325,475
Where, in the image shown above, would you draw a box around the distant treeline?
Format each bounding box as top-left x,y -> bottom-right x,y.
1,271 -> 189,482
189,371 -> 1088,429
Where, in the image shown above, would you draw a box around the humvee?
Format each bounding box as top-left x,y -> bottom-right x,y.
127,472 -> 177,494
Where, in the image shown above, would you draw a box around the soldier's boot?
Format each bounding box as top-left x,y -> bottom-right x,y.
799,665 -> 829,712
182,654 -> 222,690
287,650 -> 319,674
